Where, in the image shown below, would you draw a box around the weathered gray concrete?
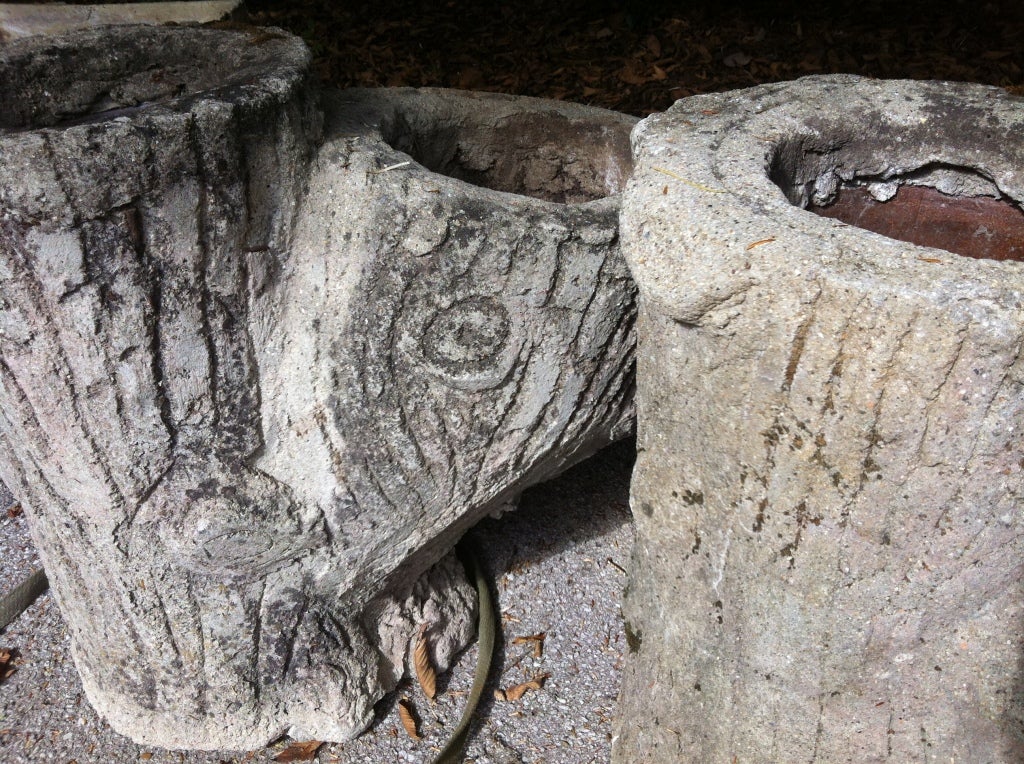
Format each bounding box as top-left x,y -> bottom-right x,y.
0,26 -> 636,750
0,442 -> 634,764
0,1 -> 241,41
617,75 -> 1024,762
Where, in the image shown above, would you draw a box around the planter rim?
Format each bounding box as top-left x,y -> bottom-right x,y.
625,75 -> 1024,321
324,87 -> 637,211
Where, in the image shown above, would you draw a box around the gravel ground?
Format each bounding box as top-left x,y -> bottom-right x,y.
0,440 -> 635,764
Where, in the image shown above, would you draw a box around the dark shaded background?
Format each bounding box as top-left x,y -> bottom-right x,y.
245,0 -> 1024,116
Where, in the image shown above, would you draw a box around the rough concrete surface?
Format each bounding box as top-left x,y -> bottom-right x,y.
617,75 -> 1024,763
3,440 -> 633,763
1,25 -> 635,750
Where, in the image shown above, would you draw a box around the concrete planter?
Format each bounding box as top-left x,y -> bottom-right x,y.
0,26 -> 636,749
617,75 -> 1024,762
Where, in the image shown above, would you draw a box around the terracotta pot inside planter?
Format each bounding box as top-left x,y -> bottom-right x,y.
809,181 -> 1024,262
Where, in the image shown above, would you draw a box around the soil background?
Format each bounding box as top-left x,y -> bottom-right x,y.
246,0 -> 1024,116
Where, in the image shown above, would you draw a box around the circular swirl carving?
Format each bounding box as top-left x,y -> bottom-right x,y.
399,292 -> 523,392
422,296 -> 511,375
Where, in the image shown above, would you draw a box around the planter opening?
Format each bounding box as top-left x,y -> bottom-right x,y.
770,147 -> 1024,262
381,107 -> 633,204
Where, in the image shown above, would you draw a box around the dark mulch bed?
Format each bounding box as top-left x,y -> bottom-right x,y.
247,0 -> 1024,116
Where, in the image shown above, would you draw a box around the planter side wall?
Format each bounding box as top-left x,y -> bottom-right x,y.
0,30 -> 637,749
616,76 -> 1024,763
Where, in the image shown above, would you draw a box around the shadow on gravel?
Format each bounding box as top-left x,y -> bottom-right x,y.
470,436 -> 636,575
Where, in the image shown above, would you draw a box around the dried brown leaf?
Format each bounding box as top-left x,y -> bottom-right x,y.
413,624 -> 437,701
397,699 -> 421,741
618,60 -> 651,86
273,740 -> 322,762
511,632 -> 546,658
502,682 -> 532,702
495,672 -> 551,702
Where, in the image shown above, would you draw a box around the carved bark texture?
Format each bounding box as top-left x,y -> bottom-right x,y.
0,28 -> 637,750
617,76 -> 1024,763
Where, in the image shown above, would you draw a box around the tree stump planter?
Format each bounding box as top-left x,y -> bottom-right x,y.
0,26 -> 637,749
617,75 -> 1024,763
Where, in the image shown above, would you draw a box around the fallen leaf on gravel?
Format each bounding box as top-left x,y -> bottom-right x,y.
273,740 -> 323,762
511,632 -> 546,658
397,698 -> 421,740
494,672 -> 551,702
413,624 -> 437,701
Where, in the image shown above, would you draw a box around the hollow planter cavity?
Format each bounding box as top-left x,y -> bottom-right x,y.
0,27 -> 638,750
617,75 -> 1024,763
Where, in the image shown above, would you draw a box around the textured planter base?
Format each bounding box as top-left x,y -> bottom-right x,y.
617,75 -> 1024,763
0,26 -> 637,749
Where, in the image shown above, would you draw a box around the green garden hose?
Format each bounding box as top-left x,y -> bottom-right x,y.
433,542 -> 496,764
